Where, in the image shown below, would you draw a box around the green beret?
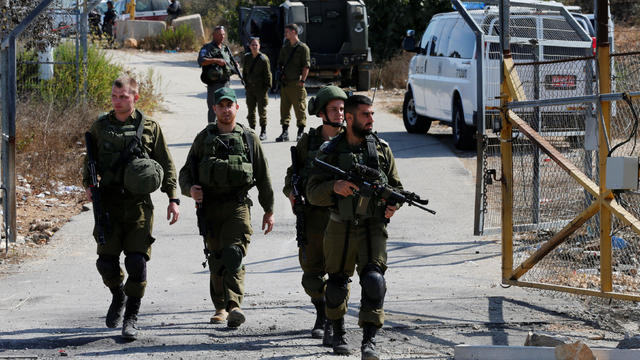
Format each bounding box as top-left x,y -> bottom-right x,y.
308,85 -> 347,116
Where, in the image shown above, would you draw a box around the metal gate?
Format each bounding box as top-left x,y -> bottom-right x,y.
452,0 -> 596,236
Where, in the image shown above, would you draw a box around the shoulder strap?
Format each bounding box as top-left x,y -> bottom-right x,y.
283,44 -> 300,70
237,124 -> 255,164
248,54 -> 260,75
365,134 -> 379,170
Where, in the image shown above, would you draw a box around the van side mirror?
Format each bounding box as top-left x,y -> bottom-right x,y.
402,29 -> 417,52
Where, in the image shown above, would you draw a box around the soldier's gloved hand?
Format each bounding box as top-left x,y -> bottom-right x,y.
385,204 -> 398,219
333,180 -> 358,197
190,185 -> 203,202
262,212 -> 274,235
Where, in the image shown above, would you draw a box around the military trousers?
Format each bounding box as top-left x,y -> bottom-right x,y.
94,193 -> 155,299
298,205 -> 330,300
323,217 -> 388,328
206,80 -> 230,123
203,198 -> 252,311
280,82 -> 307,128
246,87 -> 269,129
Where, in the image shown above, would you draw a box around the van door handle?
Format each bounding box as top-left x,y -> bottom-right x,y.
462,61 -> 471,65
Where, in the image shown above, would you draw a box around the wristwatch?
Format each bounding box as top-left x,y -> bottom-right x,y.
169,198 -> 180,205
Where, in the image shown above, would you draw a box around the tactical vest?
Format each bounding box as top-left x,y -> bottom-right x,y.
332,134 -> 389,221
197,124 -> 254,191
300,127 -> 325,186
96,111 -> 163,194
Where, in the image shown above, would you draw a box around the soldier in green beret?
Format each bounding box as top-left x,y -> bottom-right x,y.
179,87 -> 275,329
283,85 -> 348,345
275,23 -> 310,142
306,95 -> 402,359
242,37 -> 272,141
83,75 -> 181,340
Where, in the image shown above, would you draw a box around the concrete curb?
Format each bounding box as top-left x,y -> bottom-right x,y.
454,345 -> 640,360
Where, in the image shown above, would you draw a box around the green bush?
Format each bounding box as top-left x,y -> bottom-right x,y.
140,24 -> 198,51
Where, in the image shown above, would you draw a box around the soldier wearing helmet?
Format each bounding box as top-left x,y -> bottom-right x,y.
283,85 -> 347,346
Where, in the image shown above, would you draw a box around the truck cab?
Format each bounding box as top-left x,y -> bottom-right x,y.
238,0 -> 372,90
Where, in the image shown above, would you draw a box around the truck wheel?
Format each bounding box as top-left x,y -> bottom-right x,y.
403,91 -> 431,133
356,69 -> 370,91
452,99 -> 474,150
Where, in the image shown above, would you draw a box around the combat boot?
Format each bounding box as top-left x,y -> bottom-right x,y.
361,324 -> 379,360
259,127 -> 267,141
105,284 -> 126,328
322,318 -> 333,347
331,318 -> 350,355
121,296 -> 141,340
311,298 -> 326,339
275,126 -> 289,142
296,126 -> 305,141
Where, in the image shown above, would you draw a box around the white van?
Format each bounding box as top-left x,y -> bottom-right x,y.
402,6 -> 594,149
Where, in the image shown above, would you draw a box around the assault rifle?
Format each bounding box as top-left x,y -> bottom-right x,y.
190,155 -> 210,268
272,66 -> 284,94
84,132 -> 110,245
225,45 -> 245,86
289,146 -> 306,253
312,158 -> 436,215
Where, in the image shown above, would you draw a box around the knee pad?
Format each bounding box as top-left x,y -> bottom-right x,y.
326,273 -> 349,309
124,252 -> 147,283
96,255 -> 120,280
221,245 -> 244,274
360,264 -> 386,309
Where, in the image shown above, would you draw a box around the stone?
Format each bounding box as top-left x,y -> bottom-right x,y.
116,19 -> 166,42
616,334 -> 640,349
124,38 -> 138,48
555,341 -> 596,360
170,14 -> 205,42
524,331 -> 567,347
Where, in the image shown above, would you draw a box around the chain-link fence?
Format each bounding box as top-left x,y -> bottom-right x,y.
477,1 -> 640,299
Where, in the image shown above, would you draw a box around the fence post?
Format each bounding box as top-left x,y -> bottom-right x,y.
596,0 -> 613,293
499,0 -> 513,281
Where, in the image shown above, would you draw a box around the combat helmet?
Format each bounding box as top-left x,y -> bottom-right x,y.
308,85 -> 348,117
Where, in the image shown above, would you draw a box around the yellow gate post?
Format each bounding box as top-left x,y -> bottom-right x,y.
597,0 -> 613,294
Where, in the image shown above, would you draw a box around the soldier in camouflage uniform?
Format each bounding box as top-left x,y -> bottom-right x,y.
242,37 -> 272,141
198,26 -> 237,124
179,87 -> 275,329
283,85 -> 347,345
275,23 -> 310,143
306,95 -> 402,359
83,76 -> 181,340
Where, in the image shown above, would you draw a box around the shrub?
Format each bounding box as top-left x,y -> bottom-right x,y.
140,24 -> 198,51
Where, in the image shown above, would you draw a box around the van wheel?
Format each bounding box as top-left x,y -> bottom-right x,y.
403,91 -> 432,133
452,99 -> 474,150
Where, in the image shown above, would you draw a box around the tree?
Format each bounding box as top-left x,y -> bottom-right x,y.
0,0 -> 59,51
364,0 -> 452,63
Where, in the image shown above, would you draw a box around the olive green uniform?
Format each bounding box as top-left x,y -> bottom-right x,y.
277,40 -> 310,128
283,126 -> 338,300
82,109 -> 178,298
242,51 -> 272,129
306,133 -> 402,328
179,123 -> 274,311
198,42 -> 234,123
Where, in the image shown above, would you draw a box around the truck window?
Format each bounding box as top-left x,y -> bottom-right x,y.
447,20 -> 475,59
434,19 -> 456,57
420,20 -> 438,52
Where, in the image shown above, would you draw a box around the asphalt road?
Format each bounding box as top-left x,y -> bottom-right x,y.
0,50 -> 623,359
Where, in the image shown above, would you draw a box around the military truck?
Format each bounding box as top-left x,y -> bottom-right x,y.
238,0 -> 372,91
